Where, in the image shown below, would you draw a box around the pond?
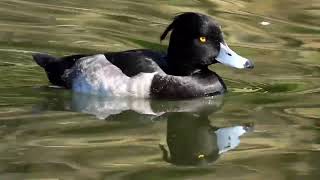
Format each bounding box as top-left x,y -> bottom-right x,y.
0,0 -> 320,179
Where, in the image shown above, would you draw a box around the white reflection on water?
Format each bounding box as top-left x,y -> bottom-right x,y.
71,93 -> 223,119
216,125 -> 252,154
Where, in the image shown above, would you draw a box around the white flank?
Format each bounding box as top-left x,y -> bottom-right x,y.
128,72 -> 157,98
71,54 -> 156,98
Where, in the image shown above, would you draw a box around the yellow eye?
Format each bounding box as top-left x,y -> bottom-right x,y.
199,36 -> 206,43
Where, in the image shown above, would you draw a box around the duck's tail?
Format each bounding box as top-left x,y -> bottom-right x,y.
33,53 -> 71,87
33,53 -> 58,68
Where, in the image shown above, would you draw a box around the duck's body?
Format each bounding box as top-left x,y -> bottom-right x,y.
33,12 -> 253,99
34,51 -> 225,98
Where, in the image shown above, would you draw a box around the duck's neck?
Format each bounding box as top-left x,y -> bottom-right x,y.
166,56 -> 201,76
167,63 -> 197,76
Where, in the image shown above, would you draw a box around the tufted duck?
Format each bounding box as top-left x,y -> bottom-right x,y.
33,12 -> 254,99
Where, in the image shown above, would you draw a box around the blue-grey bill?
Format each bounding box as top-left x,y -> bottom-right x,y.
216,43 -> 253,69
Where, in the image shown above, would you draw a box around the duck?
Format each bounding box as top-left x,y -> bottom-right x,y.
33,12 -> 254,99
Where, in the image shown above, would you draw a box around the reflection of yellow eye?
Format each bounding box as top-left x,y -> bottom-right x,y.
199,37 -> 206,43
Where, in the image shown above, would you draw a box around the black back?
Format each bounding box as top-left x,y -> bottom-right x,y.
104,50 -> 167,76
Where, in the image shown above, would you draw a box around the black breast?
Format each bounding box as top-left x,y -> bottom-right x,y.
150,69 -> 226,99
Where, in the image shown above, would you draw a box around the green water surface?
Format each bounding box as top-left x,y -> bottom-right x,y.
0,0 -> 320,179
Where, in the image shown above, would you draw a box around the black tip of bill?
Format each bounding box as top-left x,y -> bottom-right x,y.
244,60 -> 254,69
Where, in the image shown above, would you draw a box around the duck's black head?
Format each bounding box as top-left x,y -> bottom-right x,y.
161,12 -> 254,76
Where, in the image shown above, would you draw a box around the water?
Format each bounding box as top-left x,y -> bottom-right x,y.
0,0 -> 319,179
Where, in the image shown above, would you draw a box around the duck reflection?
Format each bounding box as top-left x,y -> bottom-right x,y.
70,92 -> 224,120
34,88 -> 223,119
36,89 -> 253,166
69,93 -> 252,166
160,113 -> 253,166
